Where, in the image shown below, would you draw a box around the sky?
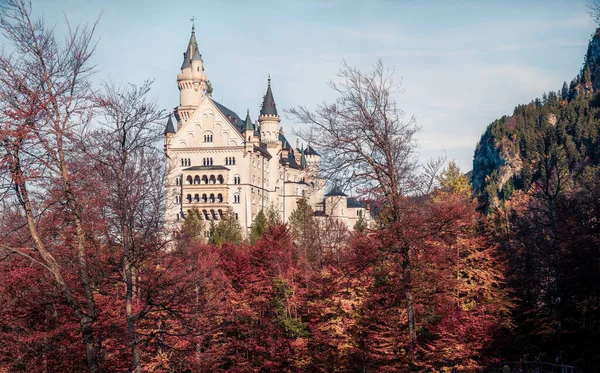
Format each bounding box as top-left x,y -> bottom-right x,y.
31,0 -> 598,172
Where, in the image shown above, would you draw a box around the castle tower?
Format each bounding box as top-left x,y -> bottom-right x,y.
258,75 -> 280,146
163,114 -> 176,152
176,25 -> 209,126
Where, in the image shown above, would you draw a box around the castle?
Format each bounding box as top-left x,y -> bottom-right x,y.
163,26 -> 371,235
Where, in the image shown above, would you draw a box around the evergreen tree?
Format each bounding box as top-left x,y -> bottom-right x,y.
183,208 -> 205,240
249,210 -> 268,244
209,208 -> 243,246
353,215 -> 368,233
438,160 -> 471,198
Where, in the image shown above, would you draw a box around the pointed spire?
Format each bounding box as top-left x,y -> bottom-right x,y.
260,75 -> 278,116
244,109 -> 254,132
300,145 -> 307,168
181,25 -> 202,70
163,114 -> 176,135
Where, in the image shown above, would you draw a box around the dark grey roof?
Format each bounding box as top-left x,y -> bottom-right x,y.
281,151 -> 303,169
181,27 -> 202,70
212,100 -> 245,133
284,179 -> 308,185
244,110 -> 254,132
260,77 -> 278,116
253,144 -> 272,160
183,165 -> 229,171
305,145 -> 320,156
325,186 -> 347,197
163,114 -> 176,135
279,132 -> 291,150
300,147 -> 307,168
346,197 -> 365,209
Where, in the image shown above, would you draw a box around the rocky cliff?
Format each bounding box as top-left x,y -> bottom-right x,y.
472,27 -> 600,209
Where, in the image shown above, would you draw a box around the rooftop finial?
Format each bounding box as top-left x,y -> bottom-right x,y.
268,74 -> 271,87
189,15 -> 197,32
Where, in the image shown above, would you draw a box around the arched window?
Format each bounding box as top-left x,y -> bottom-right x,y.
210,158 -> 213,166
232,157 -> 236,165
217,175 -> 224,184
175,196 -> 179,204
233,175 -> 240,184
194,175 -> 200,184
202,194 -> 207,203
194,194 -> 200,202
233,194 -> 240,204
202,175 -> 208,184
186,194 -> 192,203
175,177 -> 180,186
203,132 -> 213,143
217,193 -> 223,203
186,175 -> 193,185
209,194 -> 215,203
209,175 -> 216,184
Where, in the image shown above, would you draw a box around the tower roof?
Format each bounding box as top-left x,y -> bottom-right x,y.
260,75 -> 278,116
300,146 -> 307,168
163,114 -> 176,135
325,186 -> 348,197
181,26 -> 202,70
244,109 -> 254,132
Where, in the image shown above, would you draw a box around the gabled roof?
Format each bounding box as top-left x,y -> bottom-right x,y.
346,197 -> 365,208
305,145 -> 320,156
163,114 -> 176,135
212,100 -> 245,134
325,186 -> 348,197
181,27 -> 202,70
260,76 -> 278,116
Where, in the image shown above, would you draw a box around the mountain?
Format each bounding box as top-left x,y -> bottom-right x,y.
472,28 -> 600,208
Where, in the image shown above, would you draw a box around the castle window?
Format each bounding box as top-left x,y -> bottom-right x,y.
194,175 -> 200,184
234,194 -> 240,204
209,194 -> 215,203
234,175 -> 240,184
194,194 -> 200,202
202,194 -> 207,203
186,175 -> 193,185
203,133 -> 213,143
217,193 -> 223,203
175,177 -> 180,186
202,175 -> 208,184
217,175 -> 224,184
186,194 -> 192,203
209,175 -> 216,184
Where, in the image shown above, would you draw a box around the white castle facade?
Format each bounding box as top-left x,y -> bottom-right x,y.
163,27 -> 371,235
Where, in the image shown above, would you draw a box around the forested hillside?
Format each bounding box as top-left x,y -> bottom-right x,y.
473,28 -> 600,207
472,27 -> 600,370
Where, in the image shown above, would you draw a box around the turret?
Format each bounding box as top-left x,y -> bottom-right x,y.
176,25 -> 209,126
163,114 -> 176,151
258,75 -> 280,146
243,110 -> 258,151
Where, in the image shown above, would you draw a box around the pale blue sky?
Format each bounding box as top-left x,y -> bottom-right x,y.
33,0 -> 597,171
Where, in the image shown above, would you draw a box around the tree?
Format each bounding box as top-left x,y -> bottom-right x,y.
438,160 -> 471,198
249,209 -> 268,244
86,80 -> 165,373
0,1 -> 102,371
289,198 -> 321,267
209,207 -> 243,246
289,59 -> 422,344
183,208 -> 205,240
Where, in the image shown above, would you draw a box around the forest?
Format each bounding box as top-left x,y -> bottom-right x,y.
0,1 -> 599,372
